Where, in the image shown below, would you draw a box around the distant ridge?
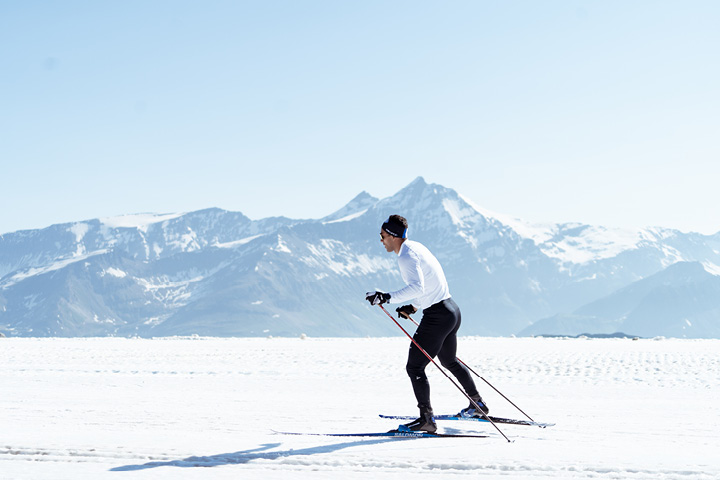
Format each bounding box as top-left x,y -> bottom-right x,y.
534,332 -> 640,339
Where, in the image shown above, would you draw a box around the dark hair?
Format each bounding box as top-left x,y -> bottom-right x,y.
382,215 -> 408,238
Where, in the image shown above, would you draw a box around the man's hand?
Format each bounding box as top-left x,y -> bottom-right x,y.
365,291 -> 391,306
396,304 -> 417,319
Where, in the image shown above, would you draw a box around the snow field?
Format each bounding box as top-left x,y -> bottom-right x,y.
1,336 -> 718,479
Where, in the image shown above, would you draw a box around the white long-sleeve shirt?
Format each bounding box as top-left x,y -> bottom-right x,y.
388,240 -> 451,310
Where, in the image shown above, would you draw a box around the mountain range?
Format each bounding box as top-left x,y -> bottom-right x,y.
2,177 -> 719,338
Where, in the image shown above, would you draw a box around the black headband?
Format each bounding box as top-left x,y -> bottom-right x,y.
382,218 -> 408,238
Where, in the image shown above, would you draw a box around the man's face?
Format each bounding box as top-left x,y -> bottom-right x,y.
380,230 -> 396,252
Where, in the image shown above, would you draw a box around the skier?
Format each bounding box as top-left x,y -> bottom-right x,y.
365,214 -> 488,433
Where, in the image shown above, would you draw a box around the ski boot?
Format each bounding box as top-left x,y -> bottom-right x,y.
459,394 -> 489,418
402,406 -> 437,433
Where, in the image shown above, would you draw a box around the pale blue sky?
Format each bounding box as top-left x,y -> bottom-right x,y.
2,1 -> 719,235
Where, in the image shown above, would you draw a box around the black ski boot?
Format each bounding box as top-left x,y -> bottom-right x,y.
403,406 -> 437,433
459,395 -> 489,418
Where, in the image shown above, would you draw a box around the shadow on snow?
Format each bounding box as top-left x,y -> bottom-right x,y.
110,438 -> 404,471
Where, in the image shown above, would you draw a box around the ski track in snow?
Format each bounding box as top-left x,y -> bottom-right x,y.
1,336 -> 718,479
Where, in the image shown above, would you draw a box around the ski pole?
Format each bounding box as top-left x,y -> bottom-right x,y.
398,310 -> 536,424
378,304 -> 512,443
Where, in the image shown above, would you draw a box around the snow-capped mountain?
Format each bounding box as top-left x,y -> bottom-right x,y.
1,177 -> 719,338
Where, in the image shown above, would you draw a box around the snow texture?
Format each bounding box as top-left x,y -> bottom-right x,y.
1,336 -> 718,479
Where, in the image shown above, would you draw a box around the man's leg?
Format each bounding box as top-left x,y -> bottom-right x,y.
436,300 -> 479,396
406,331 -> 436,410
436,299 -> 489,415
404,321 -> 443,433
437,331 -> 480,397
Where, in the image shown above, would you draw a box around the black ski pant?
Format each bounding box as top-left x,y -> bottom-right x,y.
406,298 -> 478,410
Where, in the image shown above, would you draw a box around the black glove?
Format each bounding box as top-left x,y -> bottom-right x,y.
396,304 -> 417,319
365,291 -> 391,306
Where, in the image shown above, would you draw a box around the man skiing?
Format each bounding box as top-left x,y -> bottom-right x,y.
365,214 -> 488,433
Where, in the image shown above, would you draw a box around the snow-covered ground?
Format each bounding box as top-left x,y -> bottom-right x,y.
2,336 -> 718,479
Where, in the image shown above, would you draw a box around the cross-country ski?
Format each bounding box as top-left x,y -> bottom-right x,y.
272,428 -> 490,439
379,414 -> 555,428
